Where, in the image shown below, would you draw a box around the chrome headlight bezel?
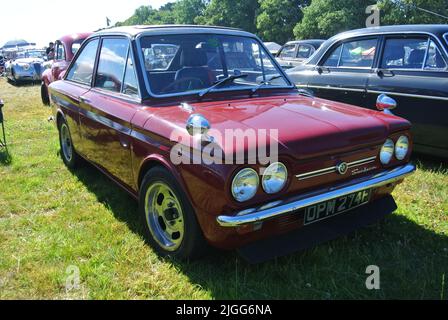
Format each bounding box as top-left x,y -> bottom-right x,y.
380,139 -> 395,165
262,162 -> 288,194
231,168 -> 260,203
395,135 -> 409,161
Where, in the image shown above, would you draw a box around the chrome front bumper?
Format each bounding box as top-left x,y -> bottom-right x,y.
217,164 -> 416,227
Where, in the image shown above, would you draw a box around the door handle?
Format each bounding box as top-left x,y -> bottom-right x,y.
376,69 -> 394,77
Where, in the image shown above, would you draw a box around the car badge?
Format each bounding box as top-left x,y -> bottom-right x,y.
336,162 -> 348,175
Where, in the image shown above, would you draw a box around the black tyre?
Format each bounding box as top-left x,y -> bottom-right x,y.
139,166 -> 208,260
58,118 -> 78,169
41,83 -> 50,106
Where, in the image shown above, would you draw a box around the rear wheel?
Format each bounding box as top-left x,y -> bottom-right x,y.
58,118 -> 78,169
139,167 -> 208,260
41,82 -> 50,106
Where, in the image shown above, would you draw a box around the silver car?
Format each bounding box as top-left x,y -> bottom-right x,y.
6,49 -> 47,83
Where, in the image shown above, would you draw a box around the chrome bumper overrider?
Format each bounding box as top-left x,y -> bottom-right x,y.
217,164 -> 416,227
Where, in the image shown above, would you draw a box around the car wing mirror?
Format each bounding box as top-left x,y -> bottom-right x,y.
376,94 -> 397,115
0,99 -> 4,109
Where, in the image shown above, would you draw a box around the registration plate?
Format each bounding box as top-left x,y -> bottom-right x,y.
303,189 -> 372,226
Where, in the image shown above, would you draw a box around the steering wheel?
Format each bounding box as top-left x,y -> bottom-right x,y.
161,77 -> 205,94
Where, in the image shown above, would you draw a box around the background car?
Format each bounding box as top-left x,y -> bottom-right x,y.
0,55 -> 5,74
5,49 -> 46,83
276,39 -> 325,69
287,25 -> 448,158
49,25 -> 414,262
41,32 -> 91,105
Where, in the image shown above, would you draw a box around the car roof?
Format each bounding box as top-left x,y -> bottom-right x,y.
330,24 -> 448,42
58,32 -> 93,44
91,25 -> 256,39
285,39 -> 326,46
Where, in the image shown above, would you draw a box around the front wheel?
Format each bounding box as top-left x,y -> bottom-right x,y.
139,167 -> 208,260
58,118 -> 78,169
41,82 -> 50,106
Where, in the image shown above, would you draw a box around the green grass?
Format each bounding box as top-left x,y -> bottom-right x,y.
0,78 -> 447,300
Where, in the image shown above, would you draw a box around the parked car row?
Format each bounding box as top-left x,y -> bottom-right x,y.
287,25 -> 448,158
48,25 -> 415,262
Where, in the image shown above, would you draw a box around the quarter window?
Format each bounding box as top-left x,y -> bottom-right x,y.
66,39 -> 99,85
279,45 -> 296,59
56,43 -> 65,61
122,55 -> 139,98
425,40 -> 447,70
95,38 -> 129,93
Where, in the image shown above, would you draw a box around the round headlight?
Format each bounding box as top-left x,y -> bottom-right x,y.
262,162 -> 288,194
395,135 -> 409,161
231,168 -> 259,202
380,139 -> 395,165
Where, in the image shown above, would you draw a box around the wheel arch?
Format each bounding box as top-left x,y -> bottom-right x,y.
137,154 -> 189,199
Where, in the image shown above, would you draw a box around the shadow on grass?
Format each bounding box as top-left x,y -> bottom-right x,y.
71,159 -> 448,299
0,148 -> 12,165
412,154 -> 448,174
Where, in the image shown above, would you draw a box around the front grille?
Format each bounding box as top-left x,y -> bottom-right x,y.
33,63 -> 42,76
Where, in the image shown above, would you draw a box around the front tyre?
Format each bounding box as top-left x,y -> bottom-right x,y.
58,119 -> 78,169
139,167 -> 208,260
41,82 -> 50,106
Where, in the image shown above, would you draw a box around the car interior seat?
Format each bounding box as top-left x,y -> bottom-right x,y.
175,47 -> 212,89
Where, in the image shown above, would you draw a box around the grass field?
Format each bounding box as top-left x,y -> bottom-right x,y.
0,78 -> 447,300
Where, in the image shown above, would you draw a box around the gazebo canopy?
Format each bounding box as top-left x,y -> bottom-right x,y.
1,39 -> 35,50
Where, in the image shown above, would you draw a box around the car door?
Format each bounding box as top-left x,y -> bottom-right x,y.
306,37 -> 379,107
51,41 -> 69,82
56,38 -> 100,151
78,37 -> 139,188
276,43 -> 298,69
366,35 -> 448,154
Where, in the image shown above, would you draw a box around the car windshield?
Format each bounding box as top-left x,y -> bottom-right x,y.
139,34 -> 290,96
26,51 -> 44,59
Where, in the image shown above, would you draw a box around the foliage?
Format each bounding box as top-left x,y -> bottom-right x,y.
378,0 -> 448,25
256,0 -> 310,44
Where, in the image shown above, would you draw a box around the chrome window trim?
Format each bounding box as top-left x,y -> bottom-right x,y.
296,156 -> 377,181
135,32 -> 295,99
318,31 -> 448,68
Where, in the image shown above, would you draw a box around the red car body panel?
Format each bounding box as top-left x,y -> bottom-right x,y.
48,27 -> 414,252
50,78 -> 412,249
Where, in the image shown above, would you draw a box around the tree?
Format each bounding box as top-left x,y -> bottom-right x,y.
195,0 -> 260,33
378,0 -> 448,25
173,0 -> 207,24
293,0 -> 377,39
257,0 -> 310,43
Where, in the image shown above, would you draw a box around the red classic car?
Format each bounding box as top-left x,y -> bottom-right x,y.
48,26 -> 415,263
41,33 -> 91,105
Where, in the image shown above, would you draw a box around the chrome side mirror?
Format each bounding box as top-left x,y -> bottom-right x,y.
376,94 -> 397,114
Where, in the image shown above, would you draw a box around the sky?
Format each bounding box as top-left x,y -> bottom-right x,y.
0,0 -> 172,48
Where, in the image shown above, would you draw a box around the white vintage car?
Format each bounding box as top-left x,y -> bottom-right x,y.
5,49 -> 47,83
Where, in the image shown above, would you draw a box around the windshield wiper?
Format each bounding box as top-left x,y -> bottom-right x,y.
251,75 -> 285,95
198,74 -> 249,98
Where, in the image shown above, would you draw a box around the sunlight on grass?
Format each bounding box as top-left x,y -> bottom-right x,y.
0,78 -> 446,299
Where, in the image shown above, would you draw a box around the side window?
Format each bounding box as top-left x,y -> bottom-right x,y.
381,38 -> 428,69
56,43 -> 65,61
297,45 -> 315,59
339,39 -> 377,68
122,55 -> 139,97
71,41 -> 83,56
66,39 -> 99,85
323,44 -> 342,67
279,45 -> 296,59
425,40 -> 447,70
95,38 -> 129,93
